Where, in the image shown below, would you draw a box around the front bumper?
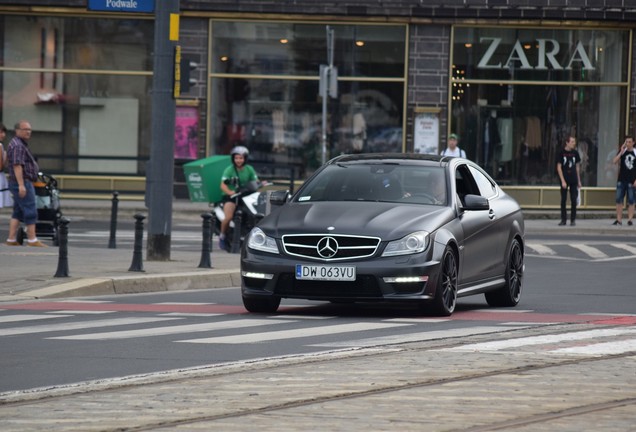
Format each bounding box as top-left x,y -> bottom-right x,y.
240,250 -> 442,303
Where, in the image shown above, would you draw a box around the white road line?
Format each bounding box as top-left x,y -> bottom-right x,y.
54,300 -> 114,303
384,318 -> 450,323
440,328 -> 636,352
553,339 -> 636,356
154,302 -> 216,305
611,243 -> 636,254
310,326 -> 510,348
45,310 -> 115,314
177,322 -> 412,344
48,319 -> 290,340
0,314 -> 71,323
525,242 -> 556,255
159,313 -> 221,317
569,243 -> 608,259
0,317 -> 180,337
470,309 -> 534,313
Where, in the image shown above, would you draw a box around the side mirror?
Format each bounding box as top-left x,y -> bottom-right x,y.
462,194 -> 489,211
270,190 -> 290,206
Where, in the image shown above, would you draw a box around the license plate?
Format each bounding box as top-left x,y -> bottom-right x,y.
295,264 -> 356,281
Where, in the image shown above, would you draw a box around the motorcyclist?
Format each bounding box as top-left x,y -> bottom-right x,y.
218,146 -> 259,250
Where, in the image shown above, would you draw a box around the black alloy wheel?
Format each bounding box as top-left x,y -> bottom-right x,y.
485,238 -> 523,307
427,246 -> 458,316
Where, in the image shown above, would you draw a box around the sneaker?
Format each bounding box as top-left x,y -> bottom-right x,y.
26,240 -> 47,247
218,236 -> 226,251
612,220 -> 622,226
558,221 -> 566,226
628,220 -> 634,226
5,241 -> 20,246
570,221 -> 576,226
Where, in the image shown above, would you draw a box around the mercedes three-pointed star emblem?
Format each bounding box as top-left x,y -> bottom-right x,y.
317,236 -> 338,258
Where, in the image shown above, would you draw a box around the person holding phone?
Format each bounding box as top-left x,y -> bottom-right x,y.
612,136 -> 636,226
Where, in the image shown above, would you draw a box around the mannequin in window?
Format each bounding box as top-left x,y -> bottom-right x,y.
483,109 -> 500,174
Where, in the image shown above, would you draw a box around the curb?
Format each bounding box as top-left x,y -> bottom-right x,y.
2,270 -> 242,301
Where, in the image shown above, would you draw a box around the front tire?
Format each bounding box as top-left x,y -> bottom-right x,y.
485,238 -> 523,307
242,295 -> 281,313
427,246 -> 458,316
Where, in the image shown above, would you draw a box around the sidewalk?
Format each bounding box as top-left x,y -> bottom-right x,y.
0,199 -> 634,303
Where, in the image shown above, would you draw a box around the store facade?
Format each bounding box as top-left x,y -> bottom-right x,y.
0,1 -> 634,198
450,26 -> 631,188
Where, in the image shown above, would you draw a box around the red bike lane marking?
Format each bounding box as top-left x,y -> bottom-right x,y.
0,302 -> 247,314
2,302 -> 635,325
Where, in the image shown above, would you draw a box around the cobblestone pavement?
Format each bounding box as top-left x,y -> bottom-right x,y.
1,323 -> 635,431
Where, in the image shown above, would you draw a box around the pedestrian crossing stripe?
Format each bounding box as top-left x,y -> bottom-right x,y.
2,310 -> 636,357
309,326 -> 513,348
0,314 -> 72,324
439,327 -> 636,355
526,241 -> 636,261
553,338 -> 636,355
569,243 -> 608,259
47,318 -> 288,340
0,317 -> 180,337
176,322 -> 413,344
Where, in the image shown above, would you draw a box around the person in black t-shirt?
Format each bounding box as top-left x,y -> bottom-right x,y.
611,136 -> 636,226
556,135 -> 581,226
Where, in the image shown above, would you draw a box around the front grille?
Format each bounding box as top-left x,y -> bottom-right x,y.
275,273 -> 382,298
282,234 -> 380,261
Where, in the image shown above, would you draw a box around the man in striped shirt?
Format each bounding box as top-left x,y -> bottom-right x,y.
5,120 -> 47,247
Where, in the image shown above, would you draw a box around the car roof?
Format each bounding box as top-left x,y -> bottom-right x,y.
328,153 -> 453,167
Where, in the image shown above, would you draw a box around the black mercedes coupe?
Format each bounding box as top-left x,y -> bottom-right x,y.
240,153 -> 524,316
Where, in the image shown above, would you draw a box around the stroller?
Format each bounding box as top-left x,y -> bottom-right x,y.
16,172 -> 63,246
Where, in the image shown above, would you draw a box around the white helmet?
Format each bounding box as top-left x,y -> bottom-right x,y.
230,145 -> 249,164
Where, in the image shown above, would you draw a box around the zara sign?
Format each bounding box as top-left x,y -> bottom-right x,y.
477,37 -> 595,71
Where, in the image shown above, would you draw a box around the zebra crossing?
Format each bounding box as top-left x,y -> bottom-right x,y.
1,303 -> 636,356
525,240 -> 636,261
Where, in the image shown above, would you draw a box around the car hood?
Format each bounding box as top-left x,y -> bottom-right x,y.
260,201 -> 455,240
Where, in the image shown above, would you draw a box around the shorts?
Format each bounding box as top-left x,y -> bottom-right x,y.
615,181 -> 635,205
9,180 -> 38,225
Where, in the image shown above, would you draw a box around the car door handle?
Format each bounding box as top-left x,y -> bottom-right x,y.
488,209 -> 496,220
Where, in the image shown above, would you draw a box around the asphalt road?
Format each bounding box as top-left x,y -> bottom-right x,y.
1,240 -> 635,393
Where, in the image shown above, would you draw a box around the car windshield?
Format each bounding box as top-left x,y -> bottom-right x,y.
295,163 -> 447,205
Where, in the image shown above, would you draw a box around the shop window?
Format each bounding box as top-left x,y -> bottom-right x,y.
210,21 -> 406,179
0,15 -> 153,175
451,26 -> 629,187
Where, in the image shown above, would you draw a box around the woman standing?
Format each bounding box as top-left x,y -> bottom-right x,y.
0,123 -> 13,208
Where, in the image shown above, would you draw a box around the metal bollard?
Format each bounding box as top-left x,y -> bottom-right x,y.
128,213 -> 145,272
108,191 -> 119,249
198,212 -> 213,268
54,216 -> 70,278
230,209 -> 242,254
289,167 -> 295,195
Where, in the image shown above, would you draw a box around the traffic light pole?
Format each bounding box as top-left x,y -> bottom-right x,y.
146,0 -> 179,261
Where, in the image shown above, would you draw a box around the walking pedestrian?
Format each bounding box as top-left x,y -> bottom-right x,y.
4,120 -> 47,247
556,135 -> 581,226
611,136 -> 636,226
440,133 -> 466,158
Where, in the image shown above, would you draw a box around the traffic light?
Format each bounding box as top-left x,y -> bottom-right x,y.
180,58 -> 198,93
173,45 -> 199,98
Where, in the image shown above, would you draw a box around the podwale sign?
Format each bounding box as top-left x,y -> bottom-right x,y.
87,0 -> 155,13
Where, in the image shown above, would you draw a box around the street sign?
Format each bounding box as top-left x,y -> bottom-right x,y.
87,0 -> 155,13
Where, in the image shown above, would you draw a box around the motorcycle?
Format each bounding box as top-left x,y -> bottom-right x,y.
212,180 -> 270,253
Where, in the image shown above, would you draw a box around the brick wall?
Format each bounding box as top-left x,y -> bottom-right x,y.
5,0 -> 636,20
406,24 -> 450,152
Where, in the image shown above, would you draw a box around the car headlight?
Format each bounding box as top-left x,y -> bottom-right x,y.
382,231 -> 429,257
246,227 -> 279,254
